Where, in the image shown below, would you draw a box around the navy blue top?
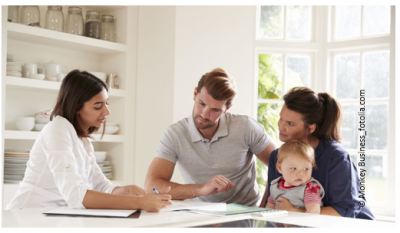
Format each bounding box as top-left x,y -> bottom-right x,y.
266,139 -> 374,220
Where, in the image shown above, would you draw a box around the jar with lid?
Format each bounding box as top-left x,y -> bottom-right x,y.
100,15 -> 116,42
65,6 -> 84,36
45,6 -> 64,32
8,6 -> 18,23
84,11 -> 101,39
20,5 -> 41,27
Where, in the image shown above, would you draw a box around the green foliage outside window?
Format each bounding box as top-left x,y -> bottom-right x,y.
256,54 -> 282,194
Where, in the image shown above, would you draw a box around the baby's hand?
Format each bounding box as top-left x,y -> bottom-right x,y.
275,196 -> 295,211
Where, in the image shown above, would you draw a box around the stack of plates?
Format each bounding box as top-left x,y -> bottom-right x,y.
7,62 -> 24,77
97,160 -> 112,179
4,150 -> 30,184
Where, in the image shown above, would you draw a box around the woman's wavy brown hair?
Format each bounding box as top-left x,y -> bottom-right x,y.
50,69 -> 108,138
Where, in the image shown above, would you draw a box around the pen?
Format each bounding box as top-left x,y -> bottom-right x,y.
153,188 -> 160,194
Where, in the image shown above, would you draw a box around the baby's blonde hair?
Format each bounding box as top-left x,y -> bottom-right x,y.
277,140 -> 316,168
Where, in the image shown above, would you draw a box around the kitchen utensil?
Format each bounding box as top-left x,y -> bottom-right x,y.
43,60 -> 69,82
15,117 -> 35,131
106,73 -> 120,89
22,63 -> 44,78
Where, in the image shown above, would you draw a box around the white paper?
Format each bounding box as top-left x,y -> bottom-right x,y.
43,206 -> 137,217
160,200 -> 226,212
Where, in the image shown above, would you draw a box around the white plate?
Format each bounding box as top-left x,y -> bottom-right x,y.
5,156 -> 29,160
7,66 -> 22,71
101,166 -> 112,172
4,174 -> 24,180
6,72 -> 22,77
4,160 -> 28,164
5,149 -> 30,153
5,163 -> 27,168
7,61 -> 24,67
4,180 -> 21,184
4,170 -> 26,175
4,152 -> 30,156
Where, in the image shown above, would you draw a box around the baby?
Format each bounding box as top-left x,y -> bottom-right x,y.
266,140 -> 325,214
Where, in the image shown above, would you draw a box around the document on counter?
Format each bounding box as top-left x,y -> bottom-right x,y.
160,200 -> 226,212
43,206 -> 137,218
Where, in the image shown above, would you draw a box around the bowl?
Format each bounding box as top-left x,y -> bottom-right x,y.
95,124 -> 119,134
30,73 -> 45,80
15,117 -> 35,131
105,125 -> 119,134
35,115 -> 50,124
33,123 -> 46,131
94,151 -> 107,161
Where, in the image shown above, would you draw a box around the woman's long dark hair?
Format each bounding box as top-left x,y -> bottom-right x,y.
50,70 -> 108,138
283,87 -> 342,142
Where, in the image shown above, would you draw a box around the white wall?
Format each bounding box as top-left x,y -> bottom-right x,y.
135,6 -> 176,186
173,6 -> 256,122
135,6 -> 257,186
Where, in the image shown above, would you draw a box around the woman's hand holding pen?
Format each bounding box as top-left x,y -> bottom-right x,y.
138,186 -> 172,212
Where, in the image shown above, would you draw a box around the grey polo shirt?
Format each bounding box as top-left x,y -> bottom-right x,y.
155,112 -> 270,206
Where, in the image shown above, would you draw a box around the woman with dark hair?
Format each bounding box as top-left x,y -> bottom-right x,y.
6,70 -> 171,212
261,87 -> 374,220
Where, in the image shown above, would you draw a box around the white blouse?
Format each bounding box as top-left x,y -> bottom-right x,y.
6,116 -> 117,209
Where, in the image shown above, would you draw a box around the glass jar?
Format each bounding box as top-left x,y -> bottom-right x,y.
45,6 -> 64,32
84,11 -> 101,39
65,6 -> 84,36
100,15 -> 116,42
20,5 -> 41,27
8,6 -> 18,23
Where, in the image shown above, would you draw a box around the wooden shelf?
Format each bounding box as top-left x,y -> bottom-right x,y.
7,22 -> 127,55
6,76 -> 125,97
4,130 -> 125,142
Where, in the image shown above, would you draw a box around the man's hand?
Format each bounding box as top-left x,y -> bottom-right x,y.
197,175 -> 235,196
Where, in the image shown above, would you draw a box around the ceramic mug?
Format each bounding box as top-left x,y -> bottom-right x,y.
22,63 -> 44,78
106,73 -> 120,89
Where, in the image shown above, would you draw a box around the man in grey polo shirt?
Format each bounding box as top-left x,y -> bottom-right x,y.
145,68 -> 276,206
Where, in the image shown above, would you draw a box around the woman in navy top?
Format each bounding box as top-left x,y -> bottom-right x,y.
262,87 -> 374,220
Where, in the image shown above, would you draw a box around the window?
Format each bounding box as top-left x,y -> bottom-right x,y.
332,49 -> 390,206
255,5 -> 314,194
333,5 -> 391,40
255,5 -> 394,217
258,5 -> 312,40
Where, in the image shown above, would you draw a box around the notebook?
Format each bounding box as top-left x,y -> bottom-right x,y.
43,206 -> 138,218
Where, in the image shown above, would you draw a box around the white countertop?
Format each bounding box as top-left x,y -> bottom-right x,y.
1,207 -> 395,228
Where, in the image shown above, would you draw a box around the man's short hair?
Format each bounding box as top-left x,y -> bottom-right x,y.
197,68 -> 237,107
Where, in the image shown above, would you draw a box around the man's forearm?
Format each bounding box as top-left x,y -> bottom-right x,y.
146,178 -> 203,200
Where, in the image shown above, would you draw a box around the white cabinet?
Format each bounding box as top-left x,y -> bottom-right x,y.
2,6 -> 138,207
